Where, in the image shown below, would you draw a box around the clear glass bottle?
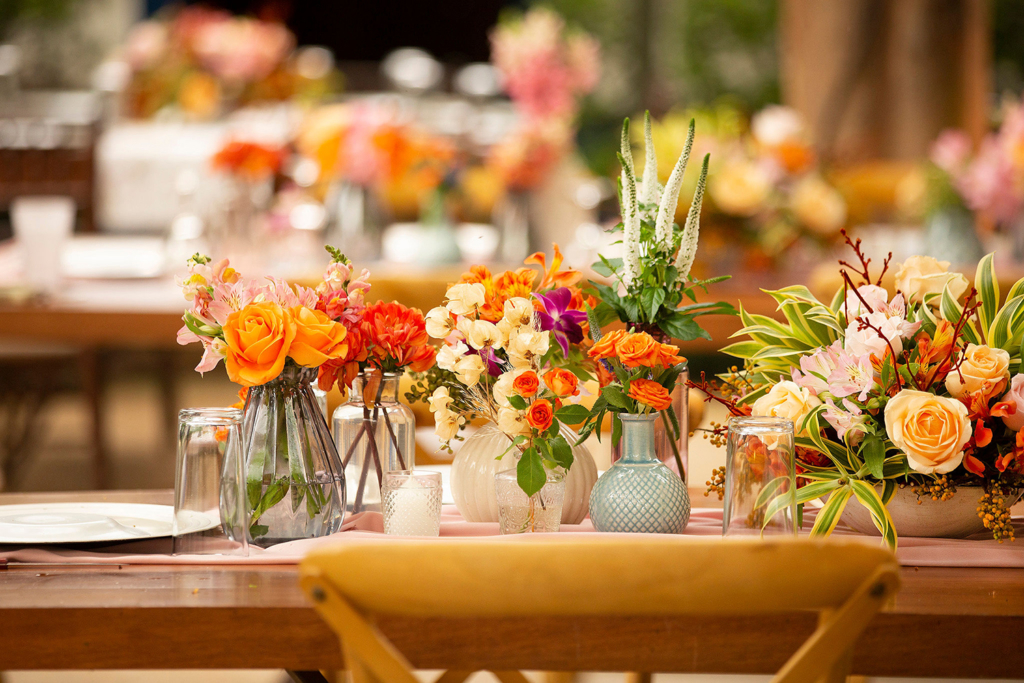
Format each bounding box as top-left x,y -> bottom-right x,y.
332,371 -> 416,513
240,361 -> 346,547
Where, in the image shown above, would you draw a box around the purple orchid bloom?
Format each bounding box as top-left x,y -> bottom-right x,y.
534,287 -> 587,357
477,345 -> 504,377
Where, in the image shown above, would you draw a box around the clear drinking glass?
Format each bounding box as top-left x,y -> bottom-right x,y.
723,416 -> 797,537
495,468 -> 565,534
381,470 -> 443,536
174,408 -> 247,555
11,196 -> 75,295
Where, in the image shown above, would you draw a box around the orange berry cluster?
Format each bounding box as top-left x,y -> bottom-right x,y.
913,475 -> 957,504
705,465 -> 726,500
978,487 -> 1016,543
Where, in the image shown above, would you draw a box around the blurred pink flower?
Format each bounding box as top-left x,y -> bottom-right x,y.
192,18 -> 294,82
125,21 -> 168,71
957,138 -> 1023,224
930,129 -> 972,174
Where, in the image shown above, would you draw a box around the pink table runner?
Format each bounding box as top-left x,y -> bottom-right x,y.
2,507 -> 1022,568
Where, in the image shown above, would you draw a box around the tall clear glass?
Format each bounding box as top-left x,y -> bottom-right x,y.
723,416 -> 797,536
174,408 -> 247,556
333,371 -> 416,514
241,361 -> 346,547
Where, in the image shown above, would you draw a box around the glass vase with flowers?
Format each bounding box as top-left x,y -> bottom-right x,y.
176,247 -> 368,546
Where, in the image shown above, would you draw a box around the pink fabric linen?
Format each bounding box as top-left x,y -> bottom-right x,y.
1,506 -> 1022,568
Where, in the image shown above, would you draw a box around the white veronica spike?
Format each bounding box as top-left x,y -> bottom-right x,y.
654,119 -> 695,253
618,151 -> 641,287
640,111 -> 658,207
620,118 -> 635,178
674,154 -> 709,279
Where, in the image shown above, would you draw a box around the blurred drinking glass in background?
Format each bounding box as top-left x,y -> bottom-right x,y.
11,196 -> 75,296
723,416 -> 797,537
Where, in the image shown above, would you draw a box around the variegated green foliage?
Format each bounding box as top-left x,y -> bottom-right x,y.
922,253 -> 1024,373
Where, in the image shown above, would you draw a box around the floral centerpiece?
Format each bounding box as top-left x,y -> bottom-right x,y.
714,234 -> 1024,546
176,247 -> 369,545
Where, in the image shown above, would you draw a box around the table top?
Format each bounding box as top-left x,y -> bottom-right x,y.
2,490 -> 1023,676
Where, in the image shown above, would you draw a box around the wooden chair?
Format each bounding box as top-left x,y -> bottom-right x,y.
298,537 -> 900,683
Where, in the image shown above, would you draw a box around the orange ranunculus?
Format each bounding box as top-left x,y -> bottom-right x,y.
288,306 -> 349,367
526,398 -> 554,432
222,302 -> 296,387
589,329 -> 628,360
513,370 -> 541,397
543,368 -> 579,397
628,379 -> 673,411
657,343 -> 686,368
616,332 -> 661,368
361,300 -> 437,372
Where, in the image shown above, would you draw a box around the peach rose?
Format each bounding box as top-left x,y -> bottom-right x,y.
288,306 -> 349,367
751,380 -> 822,436
884,390 -> 972,474
222,302 -> 296,387
895,255 -> 969,306
513,370 -> 540,397
616,332 -> 661,368
628,378 -> 672,411
945,344 -> 1011,401
543,368 -> 579,397
526,399 -> 554,432
589,329 -> 628,360
1000,374 -> 1024,431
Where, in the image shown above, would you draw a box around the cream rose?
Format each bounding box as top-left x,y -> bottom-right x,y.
791,176 -> 847,236
751,380 -> 822,436
945,344 -> 1011,400
424,306 -> 455,339
444,283 -> 486,316
884,390 -> 971,474
709,161 -> 771,217
1000,374 -> 1024,431
895,256 -> 969,306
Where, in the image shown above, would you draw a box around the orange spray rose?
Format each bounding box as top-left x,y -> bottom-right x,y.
589,329 -> 628,360
543,368 -> 579,397
656,343 -> 686,368
628,379 -> 673,411
526,399 -> 554,432
616,332 -> 661,368
288,306 -> 349,367
513,370 -> 541,397
222,302 -> 296,387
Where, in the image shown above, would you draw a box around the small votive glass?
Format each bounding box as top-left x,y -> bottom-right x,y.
495,468 -> 564,534
382,470 -> 443,536
173,408 -> 248,555
723,416 -> 797,537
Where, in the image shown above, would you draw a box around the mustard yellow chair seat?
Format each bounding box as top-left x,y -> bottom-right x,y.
299,537 -> 899,683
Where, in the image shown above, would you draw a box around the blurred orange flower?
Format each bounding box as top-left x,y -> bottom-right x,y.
211,140 -> 285,180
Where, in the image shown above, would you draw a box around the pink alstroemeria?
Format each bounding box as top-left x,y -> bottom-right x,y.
843,284 -> 889,319
195,338 -> 227,374
822,397 -> 867,444
826,349 -> 875,401
793,342 -> 841,394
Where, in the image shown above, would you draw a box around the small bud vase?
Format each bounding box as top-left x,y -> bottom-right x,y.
589,413 -> 690,534
240,361 -> 346,547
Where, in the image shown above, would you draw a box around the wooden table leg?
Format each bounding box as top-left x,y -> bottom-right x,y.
624,674 -> 652,683
79,349 -> 107,489
543,674 -> 578,683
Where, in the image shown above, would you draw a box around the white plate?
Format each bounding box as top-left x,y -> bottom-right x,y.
0,503 -> 214,544
61,237 -> 166,280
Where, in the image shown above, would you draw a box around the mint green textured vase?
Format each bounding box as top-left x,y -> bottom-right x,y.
589,413 -> 689,533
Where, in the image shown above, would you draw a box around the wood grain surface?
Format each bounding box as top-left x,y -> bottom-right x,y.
2,491 -> 1024,676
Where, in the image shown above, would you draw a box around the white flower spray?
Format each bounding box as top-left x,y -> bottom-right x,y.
618,119 -> 642,288
673,154 -> 710,279
653,118 -> 695,254
640,111 -> 660,208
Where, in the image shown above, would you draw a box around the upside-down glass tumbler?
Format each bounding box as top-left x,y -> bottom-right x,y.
723,416 -> 797,537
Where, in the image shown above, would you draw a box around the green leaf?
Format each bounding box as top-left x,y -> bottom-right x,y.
849,480 -> 897,549
249,477 -> 289,527
555,404 -> 591,423
611,413 -> 622,448
508,394 -> 528,410
548,434 -> 573,469
602,386 -> 632,410
809,486 -> 853,537
642,287 -> 667,320
975,253 -> 999,332
517,447 -> 547,497
861,435 -> 886,480
658,313 -> 711,342
593,255 -> 623,278
720,340 -> 762,359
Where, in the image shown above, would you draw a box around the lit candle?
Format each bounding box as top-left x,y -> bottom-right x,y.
382,471 -> 442,536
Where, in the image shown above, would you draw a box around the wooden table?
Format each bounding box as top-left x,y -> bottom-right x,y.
2,490 -> 1023,677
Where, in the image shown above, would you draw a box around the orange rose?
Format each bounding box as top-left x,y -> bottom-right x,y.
616,333 -> 661,368
657,343 -> 686,368
589,329 -> 628,360
288,307 -> 349,367
526,398 -> 554,432
513,370 -> 540,397
222,302 -> 296,387
628,378 -> 673,411
543,368 -> 579,397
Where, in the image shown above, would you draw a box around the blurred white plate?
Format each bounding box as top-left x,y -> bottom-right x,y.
0,503 -> 212,544
62,237 -> 166,280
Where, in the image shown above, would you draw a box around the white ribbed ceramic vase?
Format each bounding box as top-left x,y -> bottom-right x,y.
451,424 -> 597,524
